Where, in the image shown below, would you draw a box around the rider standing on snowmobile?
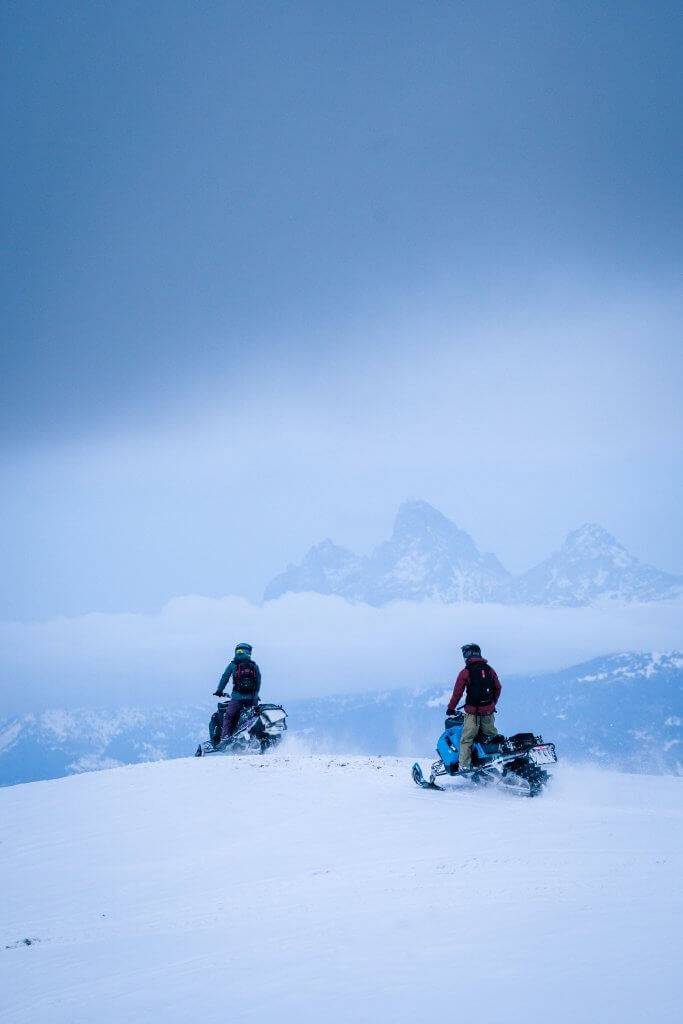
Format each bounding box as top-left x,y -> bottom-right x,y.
213,643 -> 262,742
447,643 -> 502,772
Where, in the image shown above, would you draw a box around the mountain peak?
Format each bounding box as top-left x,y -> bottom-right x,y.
394,499 -> 451,527
264,500 -> 508,605
263,538 -> 364,601
363,500 -> 507,604
391,500 -> 471,548
564,523 -> 624,554
308,538 -> 346,557
505,521 -> 682,606
264,504 -> 681,607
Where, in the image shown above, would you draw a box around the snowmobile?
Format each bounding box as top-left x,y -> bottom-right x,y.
411,708 -> 556,797
194,701 -> 288,757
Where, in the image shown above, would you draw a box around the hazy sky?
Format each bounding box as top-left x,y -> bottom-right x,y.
2,1 -> 683,624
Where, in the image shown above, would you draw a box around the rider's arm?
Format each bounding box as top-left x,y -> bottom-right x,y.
446,669 -> 468,715
215,661 -> 235,696
255,664 -> 262,697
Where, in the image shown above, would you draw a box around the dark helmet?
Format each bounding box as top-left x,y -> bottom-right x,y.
235,643 -> 253,658
461,643 -> 481,661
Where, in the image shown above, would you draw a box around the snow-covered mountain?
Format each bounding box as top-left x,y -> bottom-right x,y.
2,755 -> 681,1022
0,705 -> 211,787
264,538 -> 368,601
264,501 -> 682,606
2,652 -> 681,785
503,522 -> 683,606
265,499 -> 509,604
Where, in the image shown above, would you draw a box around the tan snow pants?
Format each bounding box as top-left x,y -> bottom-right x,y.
459,712 -> 497,769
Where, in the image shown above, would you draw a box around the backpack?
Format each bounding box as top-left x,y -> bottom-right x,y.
232,659 -> 259,696
465,662 -> 496,708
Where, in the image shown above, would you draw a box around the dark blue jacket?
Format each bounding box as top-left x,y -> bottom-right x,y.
216,655 -> 262,701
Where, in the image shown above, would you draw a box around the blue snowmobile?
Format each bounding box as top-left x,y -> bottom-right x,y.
412,708 -> 557,797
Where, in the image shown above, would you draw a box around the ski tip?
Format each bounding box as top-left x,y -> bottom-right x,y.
412,762 -> 444,791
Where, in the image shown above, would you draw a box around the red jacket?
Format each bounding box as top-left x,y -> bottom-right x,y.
447,658 -> 502,716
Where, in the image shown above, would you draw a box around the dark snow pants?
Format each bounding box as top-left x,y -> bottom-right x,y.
219,699 -> 255,742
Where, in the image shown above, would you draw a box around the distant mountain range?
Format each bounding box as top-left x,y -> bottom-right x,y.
264,500 -> 683,607
2,652 -> 681,785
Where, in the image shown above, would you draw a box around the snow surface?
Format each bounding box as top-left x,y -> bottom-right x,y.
1,754 -> 681,1023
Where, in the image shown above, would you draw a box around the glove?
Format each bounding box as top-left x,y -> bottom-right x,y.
213,690 -> 223,697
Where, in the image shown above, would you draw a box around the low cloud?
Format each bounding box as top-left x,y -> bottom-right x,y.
1,594 -> 682,715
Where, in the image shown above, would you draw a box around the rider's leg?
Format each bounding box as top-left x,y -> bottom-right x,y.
458,713 -> 479,769
219,699 -> 242,741
479,713 -> 497,739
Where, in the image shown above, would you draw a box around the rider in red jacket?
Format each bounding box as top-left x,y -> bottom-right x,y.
447,643 -> 502,770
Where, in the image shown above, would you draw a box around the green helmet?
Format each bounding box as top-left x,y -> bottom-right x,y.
234,643 -> 253,658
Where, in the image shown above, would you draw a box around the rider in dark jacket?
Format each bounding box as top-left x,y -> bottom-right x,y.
213,643 -> 262,741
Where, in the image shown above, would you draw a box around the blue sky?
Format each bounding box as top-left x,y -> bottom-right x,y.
2,1 -> 682,622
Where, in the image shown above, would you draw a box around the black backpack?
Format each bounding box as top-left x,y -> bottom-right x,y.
466,662 -> 496,708
233,659 -> 259,696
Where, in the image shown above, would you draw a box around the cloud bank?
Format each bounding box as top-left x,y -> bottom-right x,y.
2,594 -> 681,715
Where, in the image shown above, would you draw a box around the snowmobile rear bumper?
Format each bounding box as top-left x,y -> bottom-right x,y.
529,743 -> 557,765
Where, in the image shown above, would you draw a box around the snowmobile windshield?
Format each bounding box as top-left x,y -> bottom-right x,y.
260,707 -> 286,726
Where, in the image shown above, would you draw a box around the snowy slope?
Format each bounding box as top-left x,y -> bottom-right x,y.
1,755 -> 681,1024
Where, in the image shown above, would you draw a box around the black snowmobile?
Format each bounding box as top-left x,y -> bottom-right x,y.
412,708 -> 556,797
195,701 -> 288,757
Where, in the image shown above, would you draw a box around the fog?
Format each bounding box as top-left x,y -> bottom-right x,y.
2,592 -> 681,716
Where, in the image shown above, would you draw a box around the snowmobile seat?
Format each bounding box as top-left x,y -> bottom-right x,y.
475,734 -> 506,755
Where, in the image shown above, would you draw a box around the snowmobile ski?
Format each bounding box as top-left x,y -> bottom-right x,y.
411,762 -> 444,790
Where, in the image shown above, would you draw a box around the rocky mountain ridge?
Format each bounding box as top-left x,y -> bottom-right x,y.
265,501 -> 682,607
